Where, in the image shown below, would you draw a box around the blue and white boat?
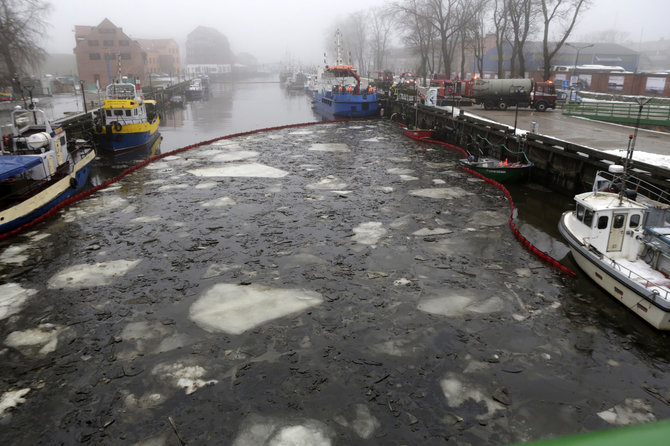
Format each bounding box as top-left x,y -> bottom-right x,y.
312,30 -> 378,119
93,80 -> 160,153
0,105 -> 95,235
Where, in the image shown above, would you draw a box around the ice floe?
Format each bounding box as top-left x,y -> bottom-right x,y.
131,215 -> 162,223
0,283 -> 37,320
157,184 -> 189,192
188,163 -> 288,178
152,362 -> 217,395
387,168 -> 415,175
201,197 -> 236,208
597,398 -> 656,425
412,227 -> 452,236
0,244 -> 30,265
47,259 -> 142,289
189,283 -> 323,335
0,388 -> 30,421
308,143 -> 350,152
232,415 -> 333,446
410,187 -> 472,199
399,175 -> 419,181
418,292 -> 505,317
440,373 -> 504,419
4,323 -> 65,357
352,222 -> 387,246
195,181 -> 219,190
211,151 -> 259,162
306,176 -> 347,190
334,404 -> 381,439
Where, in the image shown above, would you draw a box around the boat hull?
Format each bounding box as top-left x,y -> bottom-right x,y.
312,92 -> 379,118
459,159 -> 532,183
0,149 -> 96,235
403,129 -> 435,139
558,212 -> 670,330
95,118 -> 160,153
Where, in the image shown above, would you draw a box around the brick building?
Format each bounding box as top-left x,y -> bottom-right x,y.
74,18 -> 181,89
136,39 -> 181,76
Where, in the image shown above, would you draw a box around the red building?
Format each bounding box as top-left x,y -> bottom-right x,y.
74,18 -> 180,89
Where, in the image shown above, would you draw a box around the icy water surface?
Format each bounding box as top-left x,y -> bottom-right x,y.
1,121 -> 669,445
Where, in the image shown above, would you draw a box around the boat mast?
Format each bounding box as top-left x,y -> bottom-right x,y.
619,97 -> 651,204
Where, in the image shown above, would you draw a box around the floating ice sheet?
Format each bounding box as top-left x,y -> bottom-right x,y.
232,415 -> 333,446
4,323 -> 64,357
47,259 -> 142,289
188,163 -> 288,178
201,197 -> 236,208
308,143 -> 350,152
211,151 -> 259,162
418,293 -> 505,317
352,222 -> 387,246
0,388 -> 30,420
0,283 -> 37,320
152,362 -> 217,395
597,398 -> 656,425
440,373 -> 504,419
410,187 -> 471,199
189,283 -> 323,335
307,176 -> 347,190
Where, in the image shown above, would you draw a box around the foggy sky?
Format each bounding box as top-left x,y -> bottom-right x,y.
42,0 -> 670,65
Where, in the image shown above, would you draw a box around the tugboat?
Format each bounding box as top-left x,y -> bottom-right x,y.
558,163 -> 670,330
93,78 -> 160,153
0,104 -> 95,235
312,30 -> 378,119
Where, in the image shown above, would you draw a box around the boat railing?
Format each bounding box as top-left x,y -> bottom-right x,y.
594,170 -> 670,207
610,257 -> 670,301
475,134 -> 532,164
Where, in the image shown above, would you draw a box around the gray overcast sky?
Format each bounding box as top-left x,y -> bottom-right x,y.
43,0 -> 670,64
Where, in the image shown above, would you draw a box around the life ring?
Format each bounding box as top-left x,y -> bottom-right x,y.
69,177 -> 78,189
112,121 -> 122,132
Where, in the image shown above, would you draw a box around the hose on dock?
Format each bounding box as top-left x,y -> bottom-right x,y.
402,130 -> 577,278
0,118 -> 373,241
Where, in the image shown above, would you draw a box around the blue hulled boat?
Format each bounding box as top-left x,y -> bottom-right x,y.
0,106 -> 95,235
312,30 -> 378,119
93,80 -> 160,153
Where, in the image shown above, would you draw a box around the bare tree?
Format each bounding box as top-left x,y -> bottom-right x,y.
338,13 -> 370,75
492,0 -> 509,78
394,0 -> 438,80
540,0 -> 589,80
466,0 -> 491,78
369,6 -> 394,72
0,0 -> 50,93
506,0 -> 537,77
425,0 -> 463,78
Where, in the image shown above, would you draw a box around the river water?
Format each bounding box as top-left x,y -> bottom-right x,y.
0,80 -> 669,445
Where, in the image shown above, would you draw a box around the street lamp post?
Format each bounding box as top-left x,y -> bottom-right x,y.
565,43 -> 594,102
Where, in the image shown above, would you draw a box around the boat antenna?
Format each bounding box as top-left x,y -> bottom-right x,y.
619,96 -> 651,204
335,29 -> 343,66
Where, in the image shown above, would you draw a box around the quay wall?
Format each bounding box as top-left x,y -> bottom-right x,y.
380,96 -> 670,197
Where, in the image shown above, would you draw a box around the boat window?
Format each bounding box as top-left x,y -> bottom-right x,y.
125,110 -> 131,116
106,110 -> 111,117
597,216 -> 608,229
576,204 -> 585,221
584,209 -> 594,227
114,110 -> 123,116
629,214 -> 641,228
613,214 -> 625,229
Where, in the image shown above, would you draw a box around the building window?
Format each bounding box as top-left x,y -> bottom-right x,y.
120,53 -> 131,60
103,40 -> 114,46
119,40 -> 129,46
90,53 -> 101,60
88,40 -> 99,46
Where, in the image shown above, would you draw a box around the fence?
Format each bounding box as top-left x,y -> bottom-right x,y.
562,101 -> 670,126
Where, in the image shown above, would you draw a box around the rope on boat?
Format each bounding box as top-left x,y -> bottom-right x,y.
402,130 -> 577,278
0,117 -> 373,241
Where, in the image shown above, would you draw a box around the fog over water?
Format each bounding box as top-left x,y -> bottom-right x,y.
42,0 -> 670,65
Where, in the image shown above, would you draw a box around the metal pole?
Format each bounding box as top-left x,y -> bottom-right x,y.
80,80 -> 88,113
566,43 -> 593,102
619,97 -> 651,203
513,103 -> 519,135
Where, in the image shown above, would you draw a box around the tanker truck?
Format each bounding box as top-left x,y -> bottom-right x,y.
470,78 -> 557,112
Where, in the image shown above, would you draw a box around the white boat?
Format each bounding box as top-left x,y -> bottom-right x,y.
558,165 -> 670,330
0,105 -> 96,235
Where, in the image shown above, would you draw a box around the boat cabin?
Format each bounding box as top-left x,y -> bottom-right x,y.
571,191 -> 646,260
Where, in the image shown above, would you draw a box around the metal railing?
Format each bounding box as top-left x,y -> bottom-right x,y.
562,101 -> 670,126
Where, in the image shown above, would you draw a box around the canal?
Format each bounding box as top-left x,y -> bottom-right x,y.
0,80 -> 669,445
